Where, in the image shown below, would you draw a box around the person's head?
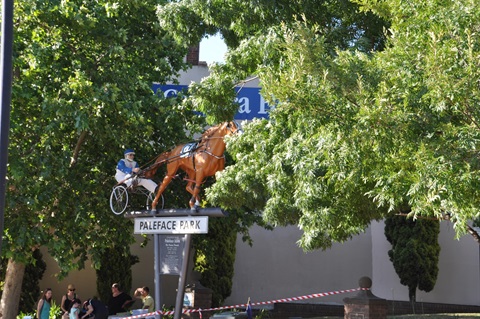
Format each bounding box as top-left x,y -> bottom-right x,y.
72,299 -> 81,308
42,288 -> 53,302
142,287 -> 149,296
124,149 -> 135,162
111,283 -> 121,293
67,284 -> 76,293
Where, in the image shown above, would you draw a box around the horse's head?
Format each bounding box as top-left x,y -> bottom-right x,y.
225,121 -> 243,135
200,121 -> 243,142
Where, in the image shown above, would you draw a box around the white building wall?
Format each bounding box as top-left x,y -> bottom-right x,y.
225,225 -> 372,306
174,66 -> 211,85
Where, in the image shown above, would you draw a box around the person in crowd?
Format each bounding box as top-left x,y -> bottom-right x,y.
37,288 -> 53,319
69,299 -> 81,319
108,283 -> 134,315
115,149 -> 157,193
61,284 -> 79,318
134,286 -> 154,312
81,297 -> 109,319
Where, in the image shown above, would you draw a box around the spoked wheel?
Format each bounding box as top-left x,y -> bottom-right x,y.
110,185 -> 129,215
146,193 -> 165,211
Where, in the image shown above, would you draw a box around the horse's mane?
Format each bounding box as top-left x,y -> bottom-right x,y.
200,122 -> 224,140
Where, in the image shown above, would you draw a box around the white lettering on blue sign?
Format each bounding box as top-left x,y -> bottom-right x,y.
235,96 -> 251,115
153,84 -> 271,120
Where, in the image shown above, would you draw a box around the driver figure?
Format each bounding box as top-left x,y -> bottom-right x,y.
115,149 -> 157,194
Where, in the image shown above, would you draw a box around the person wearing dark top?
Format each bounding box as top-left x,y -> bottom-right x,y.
108,283 -> 134,315
61,284 -> 79,319
81,298 -> 108,319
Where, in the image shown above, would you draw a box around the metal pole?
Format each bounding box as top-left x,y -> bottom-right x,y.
0,0 -> 14,254
173,234 -> 191,319
154,234 -> 162,318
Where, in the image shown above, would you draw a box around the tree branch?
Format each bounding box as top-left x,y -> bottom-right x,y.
466,225 -> 480,244
70,130 -> 88,167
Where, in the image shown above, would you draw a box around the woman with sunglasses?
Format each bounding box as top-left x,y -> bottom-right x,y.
61,284 -> 79,318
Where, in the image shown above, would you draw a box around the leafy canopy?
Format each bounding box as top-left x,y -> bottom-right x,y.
159,0 -> 480,250
6,0 -> 203,275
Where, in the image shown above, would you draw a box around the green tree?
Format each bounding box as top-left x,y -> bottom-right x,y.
2,0 -> 204,316
1,249 -> 46,314
158,0 -> 387,51
157,0 -> 388,124
96,246 -> 139,303
155,0 -> 388,303
385,215 -> 440,303
158,0 -> 480,251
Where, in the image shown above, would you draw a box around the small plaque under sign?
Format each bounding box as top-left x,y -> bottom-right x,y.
160,235 -> 185,275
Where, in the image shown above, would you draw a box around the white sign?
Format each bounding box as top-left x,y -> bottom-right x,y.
134,216 -> 209,234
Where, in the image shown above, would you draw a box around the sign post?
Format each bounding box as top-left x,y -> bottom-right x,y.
173,233 -> 192,319
153,234 -> 161,317
128,207 -> 226,319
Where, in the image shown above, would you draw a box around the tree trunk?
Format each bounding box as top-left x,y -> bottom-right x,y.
0,258 -> 26,319
408,285 -> 416,313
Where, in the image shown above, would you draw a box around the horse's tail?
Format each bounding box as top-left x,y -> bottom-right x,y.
142,151 -> 171,178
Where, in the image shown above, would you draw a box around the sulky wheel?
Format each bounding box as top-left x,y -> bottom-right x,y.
110,185 -> 129,215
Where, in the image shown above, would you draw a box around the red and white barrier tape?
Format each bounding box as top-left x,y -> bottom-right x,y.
122,287 -> 367,318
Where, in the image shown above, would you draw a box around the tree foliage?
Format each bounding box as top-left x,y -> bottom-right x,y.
157,0 -> 388,123
3,0 -> 205,314
8,0 -> 195,271
96,246 -> 139,303
385,216 -> 440,302
158,0 -> 480,250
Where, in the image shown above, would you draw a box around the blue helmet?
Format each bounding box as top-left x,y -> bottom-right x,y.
124,148 -> 135,155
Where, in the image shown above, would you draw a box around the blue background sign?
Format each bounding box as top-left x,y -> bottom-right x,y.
152,84 -> 271,120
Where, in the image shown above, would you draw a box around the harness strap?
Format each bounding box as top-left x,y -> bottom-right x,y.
192,153 -> 196,171
203,150 -> 225,160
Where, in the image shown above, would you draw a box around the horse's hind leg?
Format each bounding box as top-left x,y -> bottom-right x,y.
184,170 -> 196,196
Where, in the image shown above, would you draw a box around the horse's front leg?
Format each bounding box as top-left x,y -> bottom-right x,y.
152,175 -> 173,212
189,175 -> 204,211
189,189 -> 201,211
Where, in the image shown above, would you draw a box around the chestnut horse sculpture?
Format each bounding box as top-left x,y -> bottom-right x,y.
143,121 -> 241,210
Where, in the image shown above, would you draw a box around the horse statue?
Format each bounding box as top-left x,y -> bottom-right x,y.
143,121 -> 242,211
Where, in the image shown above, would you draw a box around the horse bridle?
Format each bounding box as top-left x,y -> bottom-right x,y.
227,121 -> 242,134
